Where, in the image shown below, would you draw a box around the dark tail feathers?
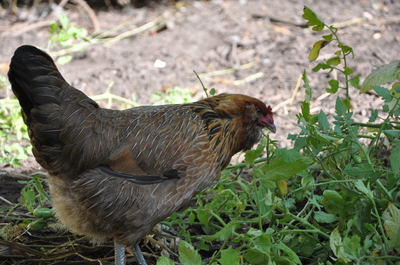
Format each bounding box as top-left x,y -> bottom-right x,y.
8,45 -> 100,175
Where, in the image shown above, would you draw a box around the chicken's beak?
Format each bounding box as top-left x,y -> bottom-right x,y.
266,122 -> 276,134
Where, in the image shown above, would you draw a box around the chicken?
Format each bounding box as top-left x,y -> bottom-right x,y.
8,45 -> 276,264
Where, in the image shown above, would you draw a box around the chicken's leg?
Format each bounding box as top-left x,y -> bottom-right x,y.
115,240 -> 126,265
132,243 -> 147,265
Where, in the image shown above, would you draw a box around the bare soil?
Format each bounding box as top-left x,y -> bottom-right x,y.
0,0 -> 399,264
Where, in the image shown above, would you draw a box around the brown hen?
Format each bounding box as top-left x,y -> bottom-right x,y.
8,45 -> 275,265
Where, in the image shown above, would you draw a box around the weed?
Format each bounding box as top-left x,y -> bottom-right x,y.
158,6 -> 400,265
151,86 -> 195,105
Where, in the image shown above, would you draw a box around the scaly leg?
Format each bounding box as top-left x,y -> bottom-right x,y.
114,240 -> 126,265
132,243 -> 147,265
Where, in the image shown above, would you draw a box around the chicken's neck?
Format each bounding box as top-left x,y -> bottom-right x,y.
186,102 -> 245,170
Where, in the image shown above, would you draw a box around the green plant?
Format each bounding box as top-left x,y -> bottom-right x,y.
0,78 -> 31,167
47,13 -> 89,64
157,6 -> 400,265
151,86 -> 195,105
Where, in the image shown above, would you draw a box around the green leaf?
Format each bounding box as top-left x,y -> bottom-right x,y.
342,97 -> 351,111
335,97 -> 346,116
243,249 -> 267,265
343,163 -> 375,178
59,13 -> 70,28
326,79 -> 339,93
57,55 -> 73,65
349,75 -> 361,89
309,40 -> 331,61
217,246 -> 240,265
203,222 -> 240,241
360,60 -> 400,93
302,6 -> 325,31
314,211 -> 338,223
274,148 -> 302,162
156,256 -> 175,265
389,140 -> 400,174
369,109 -> 378,122
382,203 -> 400,248
317,110 -> 330,131
326,57 -> 340,66
373,86 -> 393,102
354,180 -> 373,199
314,130 -> 340,141
245,144 -> 264,166
343,235 -> 361,260
343,67 -> 354,75
302,70 -> 312,102
322,34 -> 333,41
197,209 -> 210,227
383,104 -> 389,112
178,240 -> 202,265
254,233 -> 273,252
272,242 -> 302,264
312,63 -> 331,72
301,101 -> 310,120
322,190 -> 344,214
260,156 -> 313,182
330,227 -> 352,262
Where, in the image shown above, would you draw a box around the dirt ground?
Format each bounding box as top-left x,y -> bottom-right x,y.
0,0 -> 399,264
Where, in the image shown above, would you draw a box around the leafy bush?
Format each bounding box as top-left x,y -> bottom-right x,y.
159,6 -> 400,265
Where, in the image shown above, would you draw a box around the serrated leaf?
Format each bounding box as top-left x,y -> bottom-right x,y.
317,110 -> 330,130
382,203 -> 400,248
389,140 -> 400,174
245,144 -> 264,166
255,233 -> 273,252
272,242 -> 302,264
323,190 -> 344,208
156,256 -> 175,265
373,86 -> 393,102
243,249 -> 266,265
330,227 -> 352,262
178,240 -> 202,265
301,101 -> 310,119
197,209 -> 210,227
302,6 -> 325,31
354,180 -> 373,199
217,246 -> 240,265
260,156 -> 313,182
388,85 -> 400,111
360,60 -> 400,93
203,222 -> 239,241
343,163 -> 375,178
303,70 -> 312,102
315,130 -> 340,141
343,235 -> 361,260
314,211 -> 338,223
342,97 -> 351,111
274,148 -> 302,162
335,97 -> 346,116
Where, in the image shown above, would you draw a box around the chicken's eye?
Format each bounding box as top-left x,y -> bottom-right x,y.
256,108 -> 261,114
